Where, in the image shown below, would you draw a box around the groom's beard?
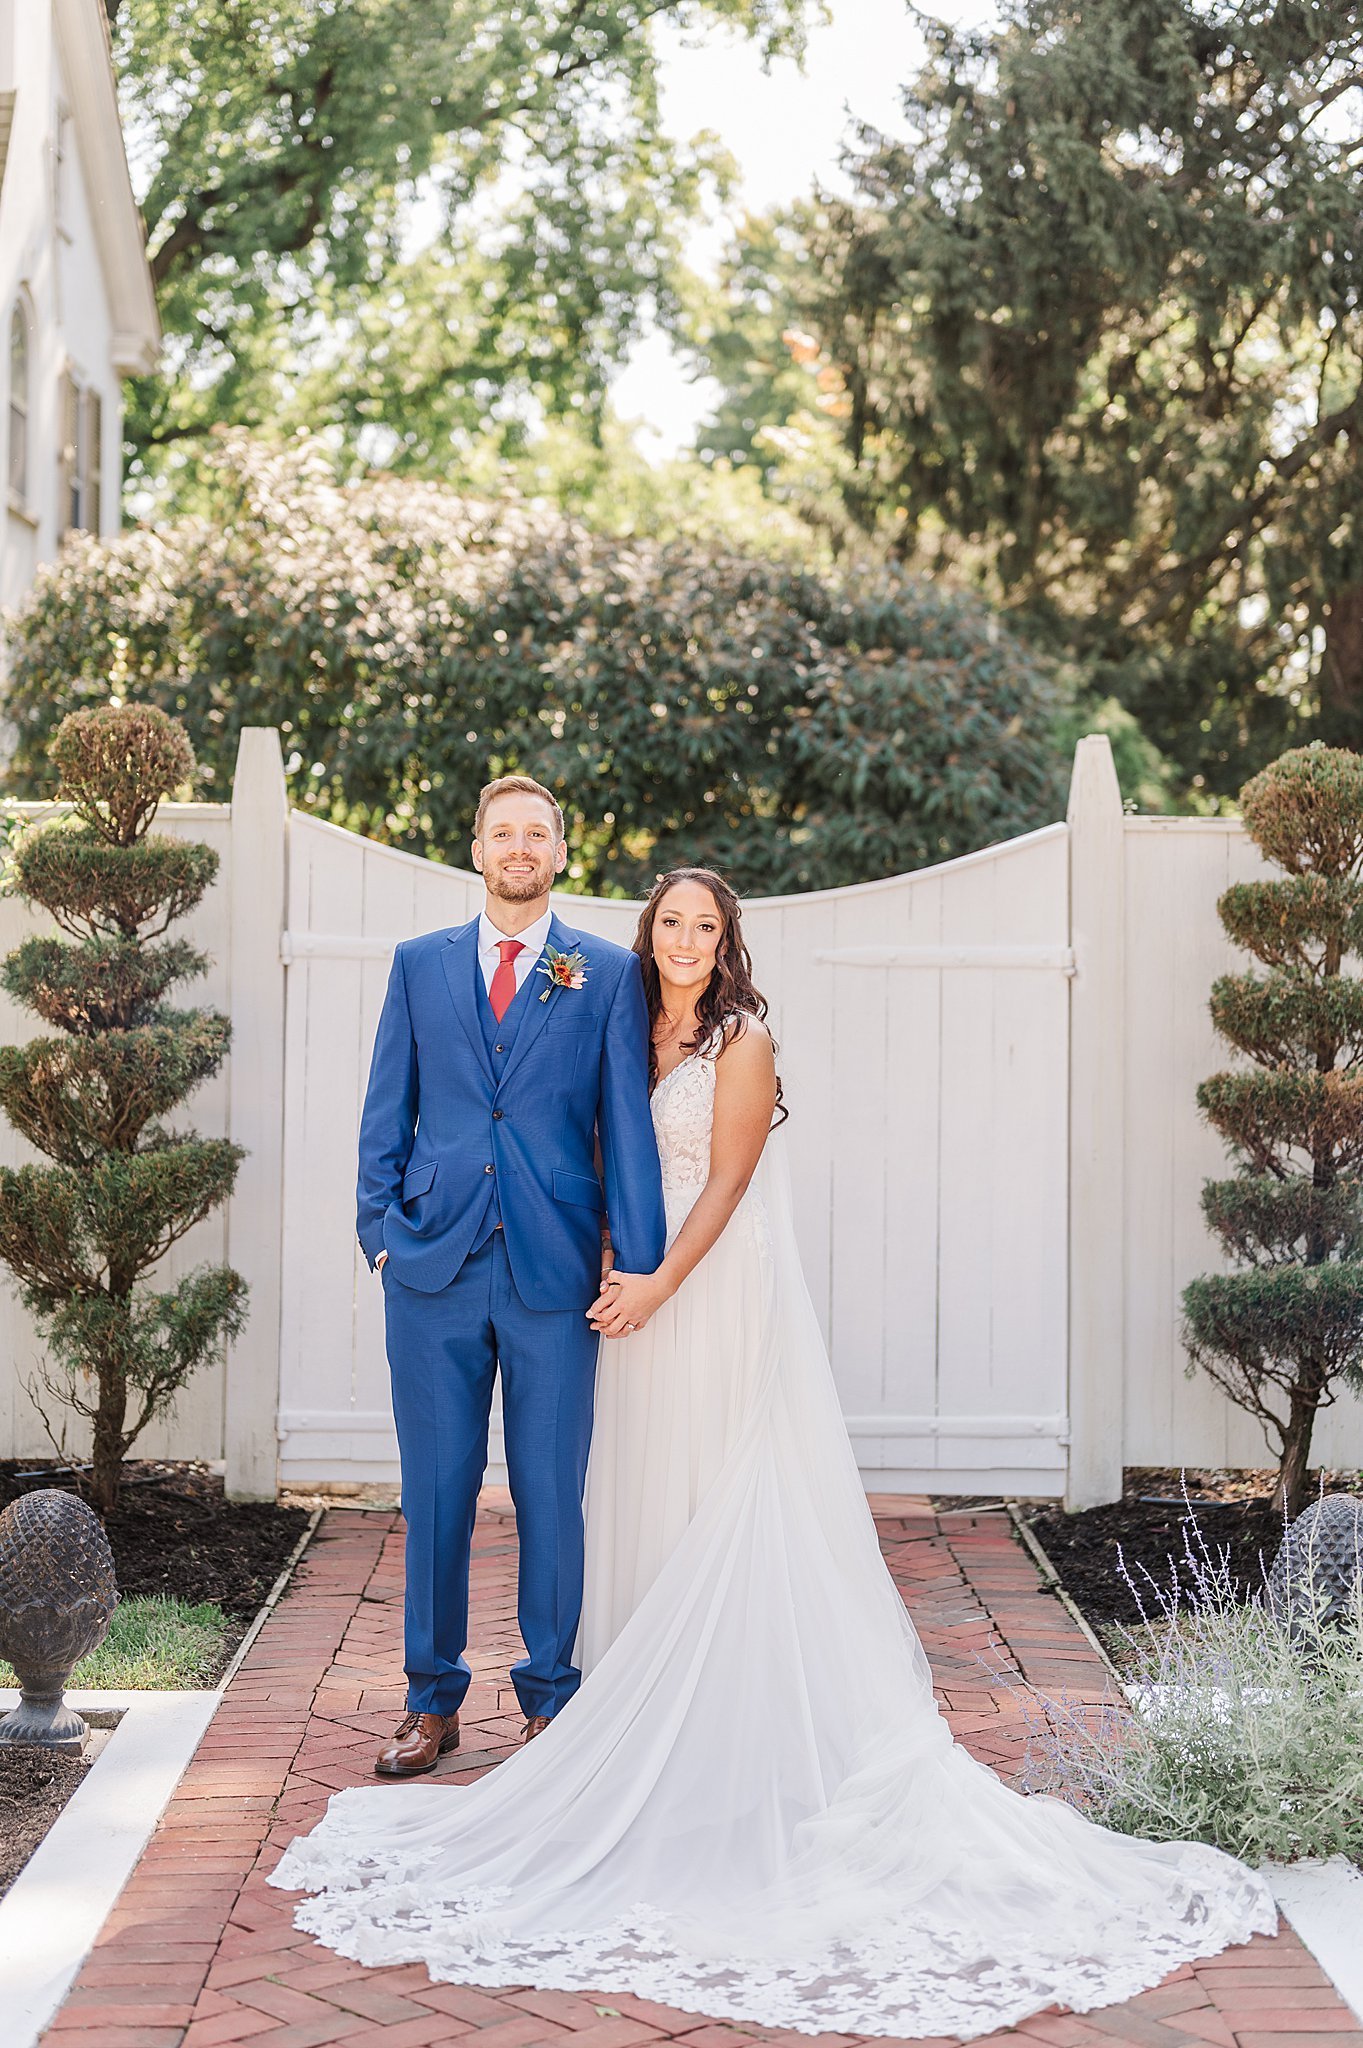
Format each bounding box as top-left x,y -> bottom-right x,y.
485,859 -> 556,903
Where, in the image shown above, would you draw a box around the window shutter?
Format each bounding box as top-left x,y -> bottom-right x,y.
57,370 -> 78,535
7,302 -> 27,503
81,387 -> 102,534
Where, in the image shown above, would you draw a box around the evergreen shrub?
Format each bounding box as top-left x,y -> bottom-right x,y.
0,705 -> 247,1512
1183,745 -> 1363,1517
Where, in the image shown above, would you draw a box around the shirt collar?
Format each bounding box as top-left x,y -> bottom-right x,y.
478,903 -> 552,960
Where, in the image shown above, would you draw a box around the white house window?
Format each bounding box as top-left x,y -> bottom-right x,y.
56,372 -> 105,537
8,301 -> 28,506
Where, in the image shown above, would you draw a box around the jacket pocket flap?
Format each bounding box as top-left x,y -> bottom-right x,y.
552,1167 -> 605,1213
401,1159 -> 437,1200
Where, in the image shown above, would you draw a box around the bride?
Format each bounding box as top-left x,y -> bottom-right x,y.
270,866 -> 1277,2041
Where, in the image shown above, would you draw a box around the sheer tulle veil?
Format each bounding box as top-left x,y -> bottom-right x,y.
270,1100 -> 1276,2040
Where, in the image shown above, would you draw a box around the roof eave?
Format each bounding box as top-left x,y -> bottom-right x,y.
54,0 -> 161,377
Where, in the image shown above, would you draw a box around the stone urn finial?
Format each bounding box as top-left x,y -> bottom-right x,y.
0,1488 -> 118,1752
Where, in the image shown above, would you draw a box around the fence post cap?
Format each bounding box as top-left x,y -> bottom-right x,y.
1066,731 -> 1121,825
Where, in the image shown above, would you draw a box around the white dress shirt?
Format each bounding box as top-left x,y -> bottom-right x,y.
477,904 -> 553,998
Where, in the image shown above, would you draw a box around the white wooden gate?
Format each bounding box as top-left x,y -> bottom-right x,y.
275,799 -> 1073,1496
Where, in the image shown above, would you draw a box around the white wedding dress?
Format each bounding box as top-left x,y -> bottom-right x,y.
270,1041 -> 1277,2039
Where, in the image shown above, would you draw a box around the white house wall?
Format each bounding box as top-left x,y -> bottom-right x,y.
0,0 -> 156,614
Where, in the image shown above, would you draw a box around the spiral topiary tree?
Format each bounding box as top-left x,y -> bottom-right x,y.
1183,744 -> 1363,1520
0,705 -> 248,1513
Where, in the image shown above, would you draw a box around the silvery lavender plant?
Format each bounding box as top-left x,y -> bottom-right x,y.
1018,1505 -> 1363,1866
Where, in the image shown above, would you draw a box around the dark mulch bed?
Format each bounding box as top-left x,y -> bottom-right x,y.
1026,1466 -> 1306,1629
0,1459 -> 310,1624
0,1745 -> 91,1902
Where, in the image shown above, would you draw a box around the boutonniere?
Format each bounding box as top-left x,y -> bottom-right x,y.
538,944 -> 589,1001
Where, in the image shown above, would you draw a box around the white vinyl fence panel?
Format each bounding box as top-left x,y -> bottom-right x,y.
1120,820 -> 1363,1473
274,809 -> 1073,1495
2,724 -> 1362,1500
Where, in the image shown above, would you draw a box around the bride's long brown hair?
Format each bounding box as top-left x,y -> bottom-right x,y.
632,867 -> 788,1125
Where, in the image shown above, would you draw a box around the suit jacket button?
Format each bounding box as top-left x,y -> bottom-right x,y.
494,1043 -> 505,1054
492,1108 -> 503,1120
484,1163 -> 495,1174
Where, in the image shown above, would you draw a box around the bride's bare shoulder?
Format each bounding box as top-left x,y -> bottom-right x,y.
715,1008 -> 771,1048
713,1012 -> 776,1086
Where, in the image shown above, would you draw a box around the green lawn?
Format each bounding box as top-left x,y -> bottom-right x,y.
0,1595 -> 228,1690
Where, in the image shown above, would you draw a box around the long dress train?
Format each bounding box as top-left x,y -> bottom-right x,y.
269,1046 -> 1276,2040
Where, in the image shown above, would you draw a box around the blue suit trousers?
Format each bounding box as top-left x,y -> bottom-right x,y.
382,1229 -> 600,1721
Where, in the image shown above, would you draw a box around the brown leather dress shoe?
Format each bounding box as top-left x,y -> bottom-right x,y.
375,1711 -> 460,1777
523,1714 -> 551,1742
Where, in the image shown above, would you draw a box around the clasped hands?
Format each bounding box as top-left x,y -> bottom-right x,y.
588,1264 -> 671,1339
376,1241 -> 668,1337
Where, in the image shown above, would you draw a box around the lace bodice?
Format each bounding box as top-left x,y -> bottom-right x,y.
651,1051 -> 717,1197
650,1041 -> 772,1263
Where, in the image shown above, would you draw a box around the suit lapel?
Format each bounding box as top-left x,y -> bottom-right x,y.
497,912 -> 581,1089
441,919 -> 495,1088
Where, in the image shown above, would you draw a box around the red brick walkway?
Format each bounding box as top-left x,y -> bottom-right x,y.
41,1495 -> 1360,2048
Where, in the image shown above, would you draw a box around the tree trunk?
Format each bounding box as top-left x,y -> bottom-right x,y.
89,1366 -> 128,1516
1275,1361 -> 1326,1521
1316,578 -> 1363,750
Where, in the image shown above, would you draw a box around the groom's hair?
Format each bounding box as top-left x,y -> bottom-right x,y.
474,774 -> 565,844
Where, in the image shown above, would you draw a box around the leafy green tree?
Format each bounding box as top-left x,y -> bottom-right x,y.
681,245 -> 862,560
108,0 -> 804,478
414,411 -> 838,567
1184,745 -> 1363,1519
0,707 -> 247,1514
2,432 -> 1069,894
709,0 -> 1363,803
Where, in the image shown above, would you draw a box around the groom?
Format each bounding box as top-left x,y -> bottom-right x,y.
356,775 -> 665,1774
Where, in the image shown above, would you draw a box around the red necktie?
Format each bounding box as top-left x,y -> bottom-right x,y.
489,938 -> 524,1023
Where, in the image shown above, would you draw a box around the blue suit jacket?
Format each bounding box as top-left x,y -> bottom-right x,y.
356,911 -> 666,1310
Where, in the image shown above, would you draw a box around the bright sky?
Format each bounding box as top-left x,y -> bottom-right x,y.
611,0 -> 996,454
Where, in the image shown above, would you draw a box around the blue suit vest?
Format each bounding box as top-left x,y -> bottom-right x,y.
469,952 -> 535,1244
